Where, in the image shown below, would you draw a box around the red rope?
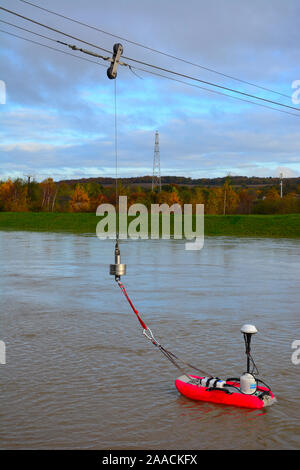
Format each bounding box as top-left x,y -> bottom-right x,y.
117,281 -> 148,330
117,281 -> 211,377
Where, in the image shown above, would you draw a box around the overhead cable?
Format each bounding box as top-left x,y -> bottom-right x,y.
17,0 -> 292,100
1,25 -> 299,118
0,5 -> 299,113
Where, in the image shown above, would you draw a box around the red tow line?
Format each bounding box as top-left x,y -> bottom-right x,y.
117,280 -> 148,331
116,279 -> 210,377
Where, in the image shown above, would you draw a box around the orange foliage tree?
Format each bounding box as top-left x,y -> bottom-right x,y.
89,193 -> 108,212
206,187 -> 223,214
0,179 -> 28,211
265,187 -> 280,201
158,187 -> 181,206
222,178 -> 239,214
69,184 -> 90,212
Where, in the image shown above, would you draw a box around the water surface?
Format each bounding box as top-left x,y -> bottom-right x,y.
0,231 -> 299,449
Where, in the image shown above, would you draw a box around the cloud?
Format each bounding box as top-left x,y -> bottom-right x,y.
0,0 -> 300,180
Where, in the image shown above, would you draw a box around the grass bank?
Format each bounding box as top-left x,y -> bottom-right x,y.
0,212 -> 300,238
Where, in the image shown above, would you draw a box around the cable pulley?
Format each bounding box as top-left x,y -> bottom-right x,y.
107,43 -> 123,79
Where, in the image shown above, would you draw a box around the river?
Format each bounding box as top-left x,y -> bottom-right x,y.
0,231 -> 299,449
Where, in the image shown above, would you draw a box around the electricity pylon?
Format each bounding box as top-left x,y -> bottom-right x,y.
152,131 -> 161,192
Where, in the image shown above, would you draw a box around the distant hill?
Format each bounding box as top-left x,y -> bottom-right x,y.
58,175 -> 300,189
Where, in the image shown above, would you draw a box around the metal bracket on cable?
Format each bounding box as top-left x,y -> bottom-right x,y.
143,328 -> 160,346
57,41 -> 128,77
107,43 -> 123,79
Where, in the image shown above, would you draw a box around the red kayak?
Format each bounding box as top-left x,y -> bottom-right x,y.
175,375 -> 276,409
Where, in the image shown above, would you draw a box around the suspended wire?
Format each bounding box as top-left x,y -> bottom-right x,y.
1,17 -> 295,119
0,18 -> 112,64
17,0 -> 291,100
131,64 -> 300,119
1,6 -> 299,114
1,25 -> 300,119
0,18 -> 67,44
114,78 -> 119,239
0,5 -> 111,54
0,27 -> 106,67
122,57 -> 300,114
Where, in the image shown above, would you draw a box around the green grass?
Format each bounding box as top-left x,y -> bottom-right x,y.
0,212 -> 97,233
0,212 -> 300,238
204,214 -> 300,238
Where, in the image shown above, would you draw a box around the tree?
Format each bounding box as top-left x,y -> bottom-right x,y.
279,194 -> 300,214
265,187 -> 280,201
157,187 -> 181,206
128,186 -> 146,206
190,187 -> 206,206
89,192 -> 108,212
206,188 -> 223,214
27,181 -> 42,211
40,178 -> 58,211
0,179 -> 28,211
237,189 -> 256,214
222,177 -> 239,214
55,182 -> 72,212
69,184 -> 90,212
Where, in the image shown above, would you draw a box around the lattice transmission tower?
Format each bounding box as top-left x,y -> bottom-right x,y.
152,131 -> 161,192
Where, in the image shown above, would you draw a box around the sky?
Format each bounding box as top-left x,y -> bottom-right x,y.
0,0 -> 300,181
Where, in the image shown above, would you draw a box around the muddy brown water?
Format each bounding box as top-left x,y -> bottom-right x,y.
0,231 -> 299,449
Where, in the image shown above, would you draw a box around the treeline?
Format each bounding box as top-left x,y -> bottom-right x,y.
60,175 -> 300,190
1,177 -> 300,215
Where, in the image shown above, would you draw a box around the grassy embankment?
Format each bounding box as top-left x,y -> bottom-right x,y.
0,212 -> 300,238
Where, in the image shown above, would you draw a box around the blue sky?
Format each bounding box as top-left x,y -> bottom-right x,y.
0,0 -> 300,181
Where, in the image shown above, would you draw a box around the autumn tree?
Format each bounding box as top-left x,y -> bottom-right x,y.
189,187 -> 206,208
279,194 -> 300,214
180,188 -> 192,204
222,177 -> 239,214
69,184 -> 90,212
40,178 -> 58,211
265,187 -> 280,201
55,182 -> 72,212
0,179 -> 28,211
128,186 -> 147,206
237,188 -> 256,214
27,181 -> 42,211
89,192 -> 108,212
206,188 -> 223,214
158,187 -> 181,206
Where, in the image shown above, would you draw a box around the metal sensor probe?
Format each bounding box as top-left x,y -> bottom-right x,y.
241,324 -> 257,374
110,241 -> 126,281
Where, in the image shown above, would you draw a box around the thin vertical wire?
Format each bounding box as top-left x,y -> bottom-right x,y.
114,78 -> 119,240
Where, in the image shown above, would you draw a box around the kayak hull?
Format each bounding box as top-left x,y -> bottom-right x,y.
175,375 -> 276,409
